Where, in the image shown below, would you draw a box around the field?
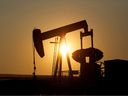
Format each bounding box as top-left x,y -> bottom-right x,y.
0,74 -> 128,95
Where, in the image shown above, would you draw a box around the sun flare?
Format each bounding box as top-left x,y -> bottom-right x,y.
60,41 -> 69,57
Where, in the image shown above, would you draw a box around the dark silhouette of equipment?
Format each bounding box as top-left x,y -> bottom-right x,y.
53,37 -> 73,78
72,48 -> 103,63
32,20 -> 103,81
50,37 -> 59,76
72,48 -> 103,81
104,59 -> 128,80
33,20 -> 88,58
72,27 -> 103,81
33,20 -> 90,79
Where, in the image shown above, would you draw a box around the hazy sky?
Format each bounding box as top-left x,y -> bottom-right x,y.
0,0 -> 128,75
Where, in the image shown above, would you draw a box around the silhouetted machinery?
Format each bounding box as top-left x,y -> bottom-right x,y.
104,59 -> 128,81
33,20 -> 103,81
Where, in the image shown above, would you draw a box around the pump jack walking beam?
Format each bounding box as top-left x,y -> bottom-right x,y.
33,20 -> 92,58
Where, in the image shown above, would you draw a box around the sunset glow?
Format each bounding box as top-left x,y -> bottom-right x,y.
60,40 -> 69,57
0,0 -> 128,76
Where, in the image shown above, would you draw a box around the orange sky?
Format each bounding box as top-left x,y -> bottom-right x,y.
0,0 -> 128,75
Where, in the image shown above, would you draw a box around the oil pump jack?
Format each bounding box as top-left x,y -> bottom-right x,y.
33,20 -> 103,81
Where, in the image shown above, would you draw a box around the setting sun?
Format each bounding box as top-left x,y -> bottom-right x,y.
60,40 -> 69,57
